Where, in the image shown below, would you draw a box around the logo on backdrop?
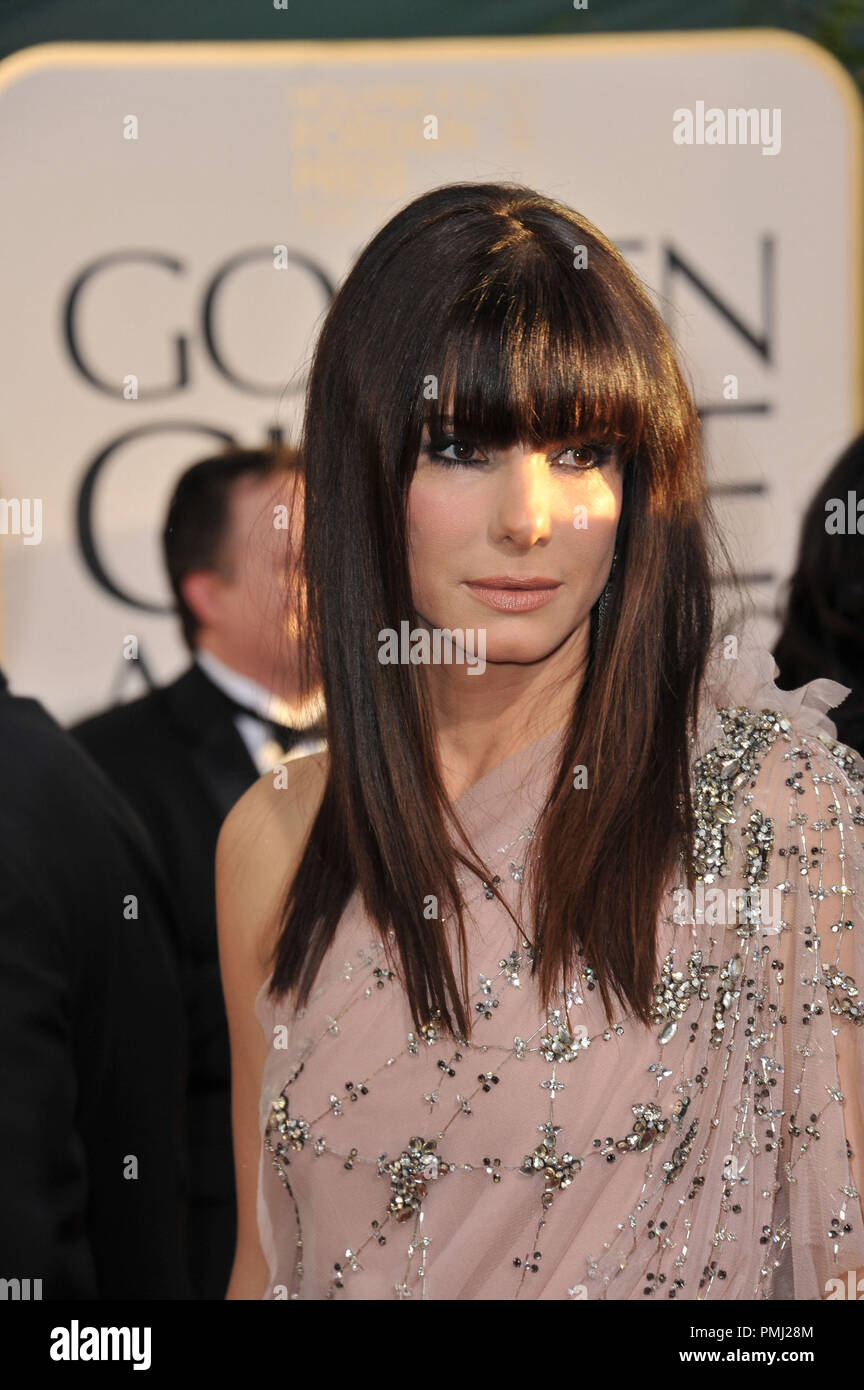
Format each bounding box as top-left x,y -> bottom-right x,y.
63,238 -> 777,616
64,246 -> 335,613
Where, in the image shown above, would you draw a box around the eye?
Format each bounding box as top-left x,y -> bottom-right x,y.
423,437 -> 485,467
554,442 -> 614,470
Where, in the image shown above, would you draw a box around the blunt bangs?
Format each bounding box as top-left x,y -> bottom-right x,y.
418,257 -> 653,462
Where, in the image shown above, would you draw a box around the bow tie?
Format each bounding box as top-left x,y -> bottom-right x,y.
219,692 -> 312,754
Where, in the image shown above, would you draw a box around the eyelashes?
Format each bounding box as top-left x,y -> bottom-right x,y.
422,435 -> 615,472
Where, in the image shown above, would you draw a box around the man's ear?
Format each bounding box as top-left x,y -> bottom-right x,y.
180,569 -> 226,630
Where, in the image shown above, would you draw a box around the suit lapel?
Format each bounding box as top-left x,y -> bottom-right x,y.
157,664 -> 260,824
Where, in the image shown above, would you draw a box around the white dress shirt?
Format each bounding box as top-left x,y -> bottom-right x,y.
194,648 -> 326,774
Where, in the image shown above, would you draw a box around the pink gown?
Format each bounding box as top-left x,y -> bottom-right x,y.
253,628 -> 864,1299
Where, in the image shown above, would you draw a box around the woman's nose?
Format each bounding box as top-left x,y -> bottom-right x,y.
493,449 -> 553,544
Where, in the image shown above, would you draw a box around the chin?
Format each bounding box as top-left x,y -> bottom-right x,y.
480,630 -> 570,663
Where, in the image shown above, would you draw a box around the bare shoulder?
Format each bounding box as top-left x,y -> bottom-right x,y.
222,747 -> 330,849
215,749 -> 330,973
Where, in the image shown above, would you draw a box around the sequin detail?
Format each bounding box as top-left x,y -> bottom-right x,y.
379,1138 -> 452,1221
690,707 -> 790,883
257,704 -> 864,1299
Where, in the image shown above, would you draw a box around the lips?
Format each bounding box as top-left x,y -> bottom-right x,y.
463,579 -> 561,612
466,577 -> 560,590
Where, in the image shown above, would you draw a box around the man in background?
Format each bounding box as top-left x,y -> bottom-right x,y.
71,442 -> 325,1299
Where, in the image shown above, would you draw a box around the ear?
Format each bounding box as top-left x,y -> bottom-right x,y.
180,569 -> 228,630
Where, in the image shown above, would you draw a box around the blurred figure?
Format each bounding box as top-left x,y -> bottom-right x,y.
774,429 -> 864,754
0,667 -> 188,1299
71,443 -> 325,1299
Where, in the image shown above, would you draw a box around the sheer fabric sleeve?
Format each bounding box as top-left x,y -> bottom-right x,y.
766,725 -> 864,1299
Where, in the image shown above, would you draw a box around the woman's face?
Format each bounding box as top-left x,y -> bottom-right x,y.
406,414 -> 623,666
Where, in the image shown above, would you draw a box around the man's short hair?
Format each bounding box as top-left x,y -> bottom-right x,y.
163,443 -> 301,652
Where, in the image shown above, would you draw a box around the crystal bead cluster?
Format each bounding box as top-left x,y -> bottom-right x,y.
259,707 -> 864,1299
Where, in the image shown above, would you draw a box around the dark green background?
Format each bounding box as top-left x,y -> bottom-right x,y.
0,0 -> 862,97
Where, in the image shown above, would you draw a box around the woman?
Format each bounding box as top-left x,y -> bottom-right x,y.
217,182 -> 864,1301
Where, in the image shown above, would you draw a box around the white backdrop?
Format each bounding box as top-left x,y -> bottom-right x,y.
0,32 -> 860,722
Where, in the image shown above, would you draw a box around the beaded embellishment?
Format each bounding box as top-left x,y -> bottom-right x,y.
261,706 -> 864,1299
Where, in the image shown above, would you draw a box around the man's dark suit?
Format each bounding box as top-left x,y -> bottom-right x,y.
70,661 -> 260,1300
0,668 -> 189,1299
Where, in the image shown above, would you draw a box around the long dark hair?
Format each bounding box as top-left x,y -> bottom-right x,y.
269,181 -> 725,1039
